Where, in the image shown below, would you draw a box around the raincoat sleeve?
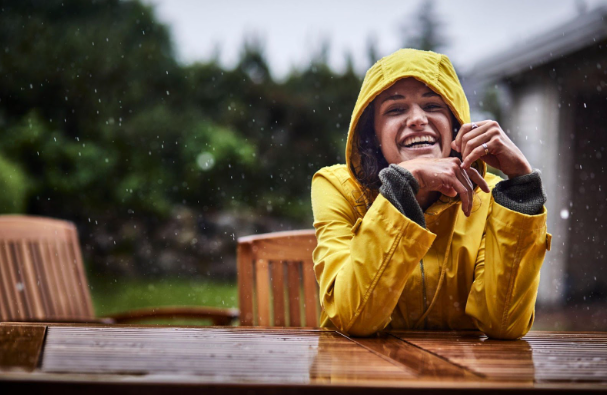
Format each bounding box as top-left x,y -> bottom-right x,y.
311,169 -> 436,336
465,196 -> 548,340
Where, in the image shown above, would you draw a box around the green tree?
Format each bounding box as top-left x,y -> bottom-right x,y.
0,0 -> 363,277
0,155 -> 29,213
400,0 -> 448,52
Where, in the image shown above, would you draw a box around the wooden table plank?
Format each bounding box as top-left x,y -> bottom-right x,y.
0,324 -> 46,372
39,326 -> 416,383
348,333 -> 479,381
2,324 -> 607,393
391,330 -> 607,383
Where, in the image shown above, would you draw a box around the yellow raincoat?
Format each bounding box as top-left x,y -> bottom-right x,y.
311,49 -> 551,339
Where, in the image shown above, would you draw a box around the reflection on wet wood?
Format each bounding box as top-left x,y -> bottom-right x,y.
391,330 -> 607,383
2,324 -> 607,393
351,334 -> 478,380
40,326 -> 413,383
0,324 -> 46,371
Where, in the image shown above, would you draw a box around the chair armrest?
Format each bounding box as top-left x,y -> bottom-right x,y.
104,306 -> 239,325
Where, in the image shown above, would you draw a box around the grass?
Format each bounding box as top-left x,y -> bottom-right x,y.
89,277 -> 238,325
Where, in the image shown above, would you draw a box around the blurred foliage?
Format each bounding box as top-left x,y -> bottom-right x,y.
90,277 -> 238,314
400,0 -> 448,52
0,154 -> 29,213
0,0 -> 361,277
90,277 -> 238,325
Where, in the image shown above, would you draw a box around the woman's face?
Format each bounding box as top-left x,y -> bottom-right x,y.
373,78 -> 454,164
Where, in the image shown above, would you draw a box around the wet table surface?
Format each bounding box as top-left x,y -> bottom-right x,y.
0,322 -> 606,394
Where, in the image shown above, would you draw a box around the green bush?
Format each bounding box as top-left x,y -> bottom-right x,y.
0,155 -> 29,213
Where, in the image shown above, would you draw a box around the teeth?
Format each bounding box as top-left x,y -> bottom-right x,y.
403,135 -> 436,146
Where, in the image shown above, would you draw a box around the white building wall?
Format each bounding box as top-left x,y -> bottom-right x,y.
506,81 -> 570,306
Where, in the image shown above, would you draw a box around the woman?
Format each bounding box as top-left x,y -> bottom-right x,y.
311,48 -> 551,339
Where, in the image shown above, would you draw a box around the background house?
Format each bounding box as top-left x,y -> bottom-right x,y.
465,6 -> 607,310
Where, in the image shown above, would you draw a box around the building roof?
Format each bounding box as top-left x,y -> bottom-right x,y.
468,5 -> 607,85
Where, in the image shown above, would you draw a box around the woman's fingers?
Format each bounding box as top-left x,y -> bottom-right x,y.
461,127 -> 494,160
453,120 -> 489,152
449,176 -> 471,216
440,161 -> 473,216
438,184 -> 457,198
455,122 -> 488,155
461,139 -> 496,169
465,167 -> 490,193
409,156 -> 490,217
455,166 -> 474,215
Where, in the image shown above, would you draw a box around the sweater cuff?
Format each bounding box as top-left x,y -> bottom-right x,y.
492,170 -> 547,215
378,164 -> 426,228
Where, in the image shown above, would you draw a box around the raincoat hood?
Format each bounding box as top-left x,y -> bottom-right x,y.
346,48 -> 485,187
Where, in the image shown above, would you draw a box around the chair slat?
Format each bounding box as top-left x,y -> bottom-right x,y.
0,241 -> 17,320
302,259 -> 318,327
67,229 -> 94,317
270,261 -> 285,326
57,237 -> 82,318
48,239 -> 74,318
255,259 -> 271,326
286,261 -> 302,327
18,240 -> 45,319
3,241 -> 27,320
0,287 -> 7,320
28,241 -> 53,318
41,240 -> 66,318
253,236 -> 317,261
237,243 -> 254,325
12,242 -> 35,319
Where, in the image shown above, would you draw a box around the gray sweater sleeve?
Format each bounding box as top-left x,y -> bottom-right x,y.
378,164 -> 426,228
492,170 -> 547,215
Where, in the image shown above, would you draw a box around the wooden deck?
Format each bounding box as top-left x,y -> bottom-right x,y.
1,322 -> 606,393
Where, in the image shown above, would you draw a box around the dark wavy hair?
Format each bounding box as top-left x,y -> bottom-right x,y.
351,100 -> 461,192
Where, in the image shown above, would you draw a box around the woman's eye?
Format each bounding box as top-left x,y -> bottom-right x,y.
387,107 -> 404,114
425,104 -> 442,110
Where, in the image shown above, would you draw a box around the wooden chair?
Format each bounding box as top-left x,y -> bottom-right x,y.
237,229 -> 320,327
0,215 -> 238,325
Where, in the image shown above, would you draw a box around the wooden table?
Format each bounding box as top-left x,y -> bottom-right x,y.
1,322 -> 606,394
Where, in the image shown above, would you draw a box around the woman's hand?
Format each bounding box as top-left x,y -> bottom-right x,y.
452,120 -> 532,179
398,157 -> 490,217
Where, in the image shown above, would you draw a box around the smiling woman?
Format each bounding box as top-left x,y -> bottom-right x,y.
374,79 -> 454,162
311,48 -> 551,339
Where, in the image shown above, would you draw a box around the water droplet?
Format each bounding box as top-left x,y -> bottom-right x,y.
560,209 -> 570,219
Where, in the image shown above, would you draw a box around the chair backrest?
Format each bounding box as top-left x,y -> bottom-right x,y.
237,229 -> 319,327
0,215 -> 94,322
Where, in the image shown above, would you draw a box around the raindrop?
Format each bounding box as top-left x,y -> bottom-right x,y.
196,152 -> 215,171
560,209 -> 570,219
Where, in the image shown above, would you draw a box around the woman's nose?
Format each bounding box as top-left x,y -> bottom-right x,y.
407,105 -> 427,129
